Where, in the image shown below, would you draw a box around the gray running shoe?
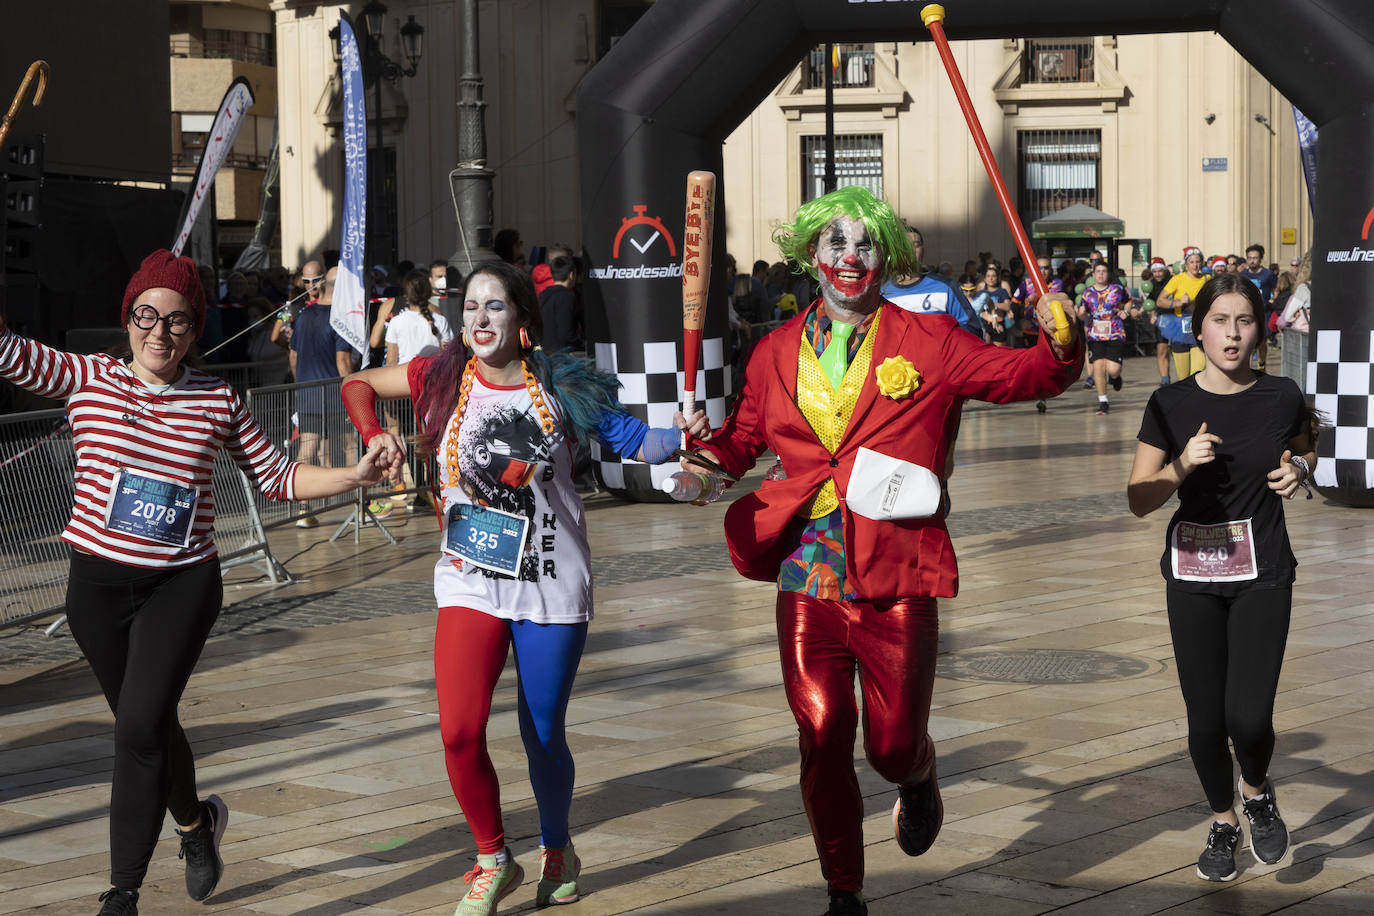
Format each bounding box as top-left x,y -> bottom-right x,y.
1240,779 -> 1290,865
1196,820 -> 1239,881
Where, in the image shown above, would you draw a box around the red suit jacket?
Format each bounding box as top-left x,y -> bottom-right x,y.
700,302 -> 1083,599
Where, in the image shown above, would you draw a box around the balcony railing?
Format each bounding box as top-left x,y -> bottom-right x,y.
1021,39 -> 1094,84
172,150 -> 270,171
170,38 -> 276,67
805,44 -> 875,89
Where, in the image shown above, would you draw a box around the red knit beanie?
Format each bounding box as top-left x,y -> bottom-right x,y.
120,249 -> 207,335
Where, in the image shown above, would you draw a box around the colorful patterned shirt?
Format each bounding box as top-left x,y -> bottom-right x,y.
1081,283 -> 1133,341
1013,277 -> 1065,331
779,301 -> 874,601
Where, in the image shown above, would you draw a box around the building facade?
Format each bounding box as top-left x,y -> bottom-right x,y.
270,9 -> 1312,277
170,0 -> 280,266
725,34 -> 1313,275
272,0 -> 624,269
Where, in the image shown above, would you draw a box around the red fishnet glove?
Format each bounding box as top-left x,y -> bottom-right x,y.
341,378 -> 383,445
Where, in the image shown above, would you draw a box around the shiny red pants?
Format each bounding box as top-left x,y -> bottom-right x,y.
776,591 -> 939,894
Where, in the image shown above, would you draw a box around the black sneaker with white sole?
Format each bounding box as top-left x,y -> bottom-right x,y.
177,794 -> 228,900
1196,820 -> 1239,881
1110,374 -> 1122,392
1240,780 -> 1290,865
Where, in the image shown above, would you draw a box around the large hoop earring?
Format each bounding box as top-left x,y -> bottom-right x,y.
519,327 -> 532,350
462,329 -> 472,349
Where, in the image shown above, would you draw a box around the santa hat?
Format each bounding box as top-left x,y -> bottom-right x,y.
1149,256 -> 1167,269
1210,256 -> 1228,271
121,249 -> 207,335
1183,246 -> 1203,261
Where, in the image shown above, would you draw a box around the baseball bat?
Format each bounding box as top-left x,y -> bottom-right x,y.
920,5 -> 1072,347
682,170 -> 716,430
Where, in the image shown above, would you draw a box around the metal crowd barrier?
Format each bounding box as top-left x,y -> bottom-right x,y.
1279,328 -> 1307,392
0,410 -> 289,633
0,409 -> 77,630
0,374 -> 438,633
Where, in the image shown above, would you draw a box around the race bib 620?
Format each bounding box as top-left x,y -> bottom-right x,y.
1171,519 -> 1257,582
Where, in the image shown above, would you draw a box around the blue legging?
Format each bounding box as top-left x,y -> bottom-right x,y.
435,606 -> 588,852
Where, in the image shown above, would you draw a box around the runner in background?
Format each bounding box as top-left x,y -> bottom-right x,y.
1078,261 -> 1138,414
1013,255 -> 1065,411
1158,247 -> 1208,381
879,224 -> 983,339
972,262 -> 1013,346
1140,257 -> 1174,385
1128,272 -> 1316,883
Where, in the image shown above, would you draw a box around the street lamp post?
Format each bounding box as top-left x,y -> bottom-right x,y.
332,3 -> 423,276
448,0 -> 496,276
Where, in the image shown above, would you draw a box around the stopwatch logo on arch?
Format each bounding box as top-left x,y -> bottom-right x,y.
590,205 -> 683,281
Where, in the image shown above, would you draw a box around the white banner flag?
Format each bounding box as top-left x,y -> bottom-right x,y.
331,13 -> 370,367
171,77 -> 255,257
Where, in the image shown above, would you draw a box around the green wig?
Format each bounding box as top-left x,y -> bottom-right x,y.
772,186 -> 916,283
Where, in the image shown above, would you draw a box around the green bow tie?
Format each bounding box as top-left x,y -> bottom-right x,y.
820,320 -> 855,390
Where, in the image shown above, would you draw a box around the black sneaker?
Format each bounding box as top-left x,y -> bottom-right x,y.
1036,399 -> 1047,413
1110,374 -> 1122,392
1095,402 -> 1110,415
96,888 -> 139,915
177,794 -> 228,900
1240,780 -> 1290,865
1082,377 -> 1095,389
825,890 -> 868,916
893,762 -> 943,857
1196,820 -> 1239,881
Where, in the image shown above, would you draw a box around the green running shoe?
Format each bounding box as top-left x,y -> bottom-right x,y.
535,844 -> 581,906
455,852 -> 523,916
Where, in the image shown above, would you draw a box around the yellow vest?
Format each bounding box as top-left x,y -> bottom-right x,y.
794,308 -> 881,518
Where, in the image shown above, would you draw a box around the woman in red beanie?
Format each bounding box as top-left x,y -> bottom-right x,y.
0,250 -> 401,916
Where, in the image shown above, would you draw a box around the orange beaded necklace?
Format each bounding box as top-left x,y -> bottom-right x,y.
443,355 -> 558,488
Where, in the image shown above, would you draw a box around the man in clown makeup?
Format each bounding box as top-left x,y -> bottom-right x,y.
685,186 -> 1083,916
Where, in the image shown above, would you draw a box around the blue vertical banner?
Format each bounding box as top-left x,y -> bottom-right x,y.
1292,105 -> 1318,217
332,13 -> 370,366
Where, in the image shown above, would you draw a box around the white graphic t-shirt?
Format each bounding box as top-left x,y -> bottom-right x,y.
434,373 -> 592,623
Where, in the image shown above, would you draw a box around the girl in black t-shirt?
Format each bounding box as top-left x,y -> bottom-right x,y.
1127,273 -> 1317,883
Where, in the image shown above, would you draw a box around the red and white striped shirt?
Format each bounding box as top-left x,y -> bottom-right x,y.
0,329 -> 298,568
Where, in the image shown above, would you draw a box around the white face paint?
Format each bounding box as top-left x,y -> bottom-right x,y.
463,272 -> 524,367
809,216 -> 883,312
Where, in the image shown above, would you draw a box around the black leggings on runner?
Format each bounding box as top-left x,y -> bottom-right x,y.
65,551 -> 222,889
1166,584 -> 1291,813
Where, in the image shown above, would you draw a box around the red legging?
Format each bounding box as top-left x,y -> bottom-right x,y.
776,592 -> 939,894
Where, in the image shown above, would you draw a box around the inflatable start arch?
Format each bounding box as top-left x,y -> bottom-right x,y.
576,0 -> 1374,505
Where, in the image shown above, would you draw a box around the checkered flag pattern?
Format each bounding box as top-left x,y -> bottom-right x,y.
1306,329 -> 1374,489
592,337 -> 731,491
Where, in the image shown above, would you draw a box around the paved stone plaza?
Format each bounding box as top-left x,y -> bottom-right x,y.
3,378 -> 1374,915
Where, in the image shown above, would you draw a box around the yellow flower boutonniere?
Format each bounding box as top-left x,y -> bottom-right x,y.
875,355 -> 920,400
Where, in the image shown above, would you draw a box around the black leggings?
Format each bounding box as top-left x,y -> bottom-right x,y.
1166,584 -> 1291,813
65,551 -> 222,889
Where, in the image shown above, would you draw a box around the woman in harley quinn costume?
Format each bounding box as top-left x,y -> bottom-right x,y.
1128,272 -> 1318,883
0,250 -> 394,916
342,260 -> 708,915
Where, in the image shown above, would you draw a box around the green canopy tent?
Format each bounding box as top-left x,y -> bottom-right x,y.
1030,204 -> 1151,275
1030,203 -> 1124,240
